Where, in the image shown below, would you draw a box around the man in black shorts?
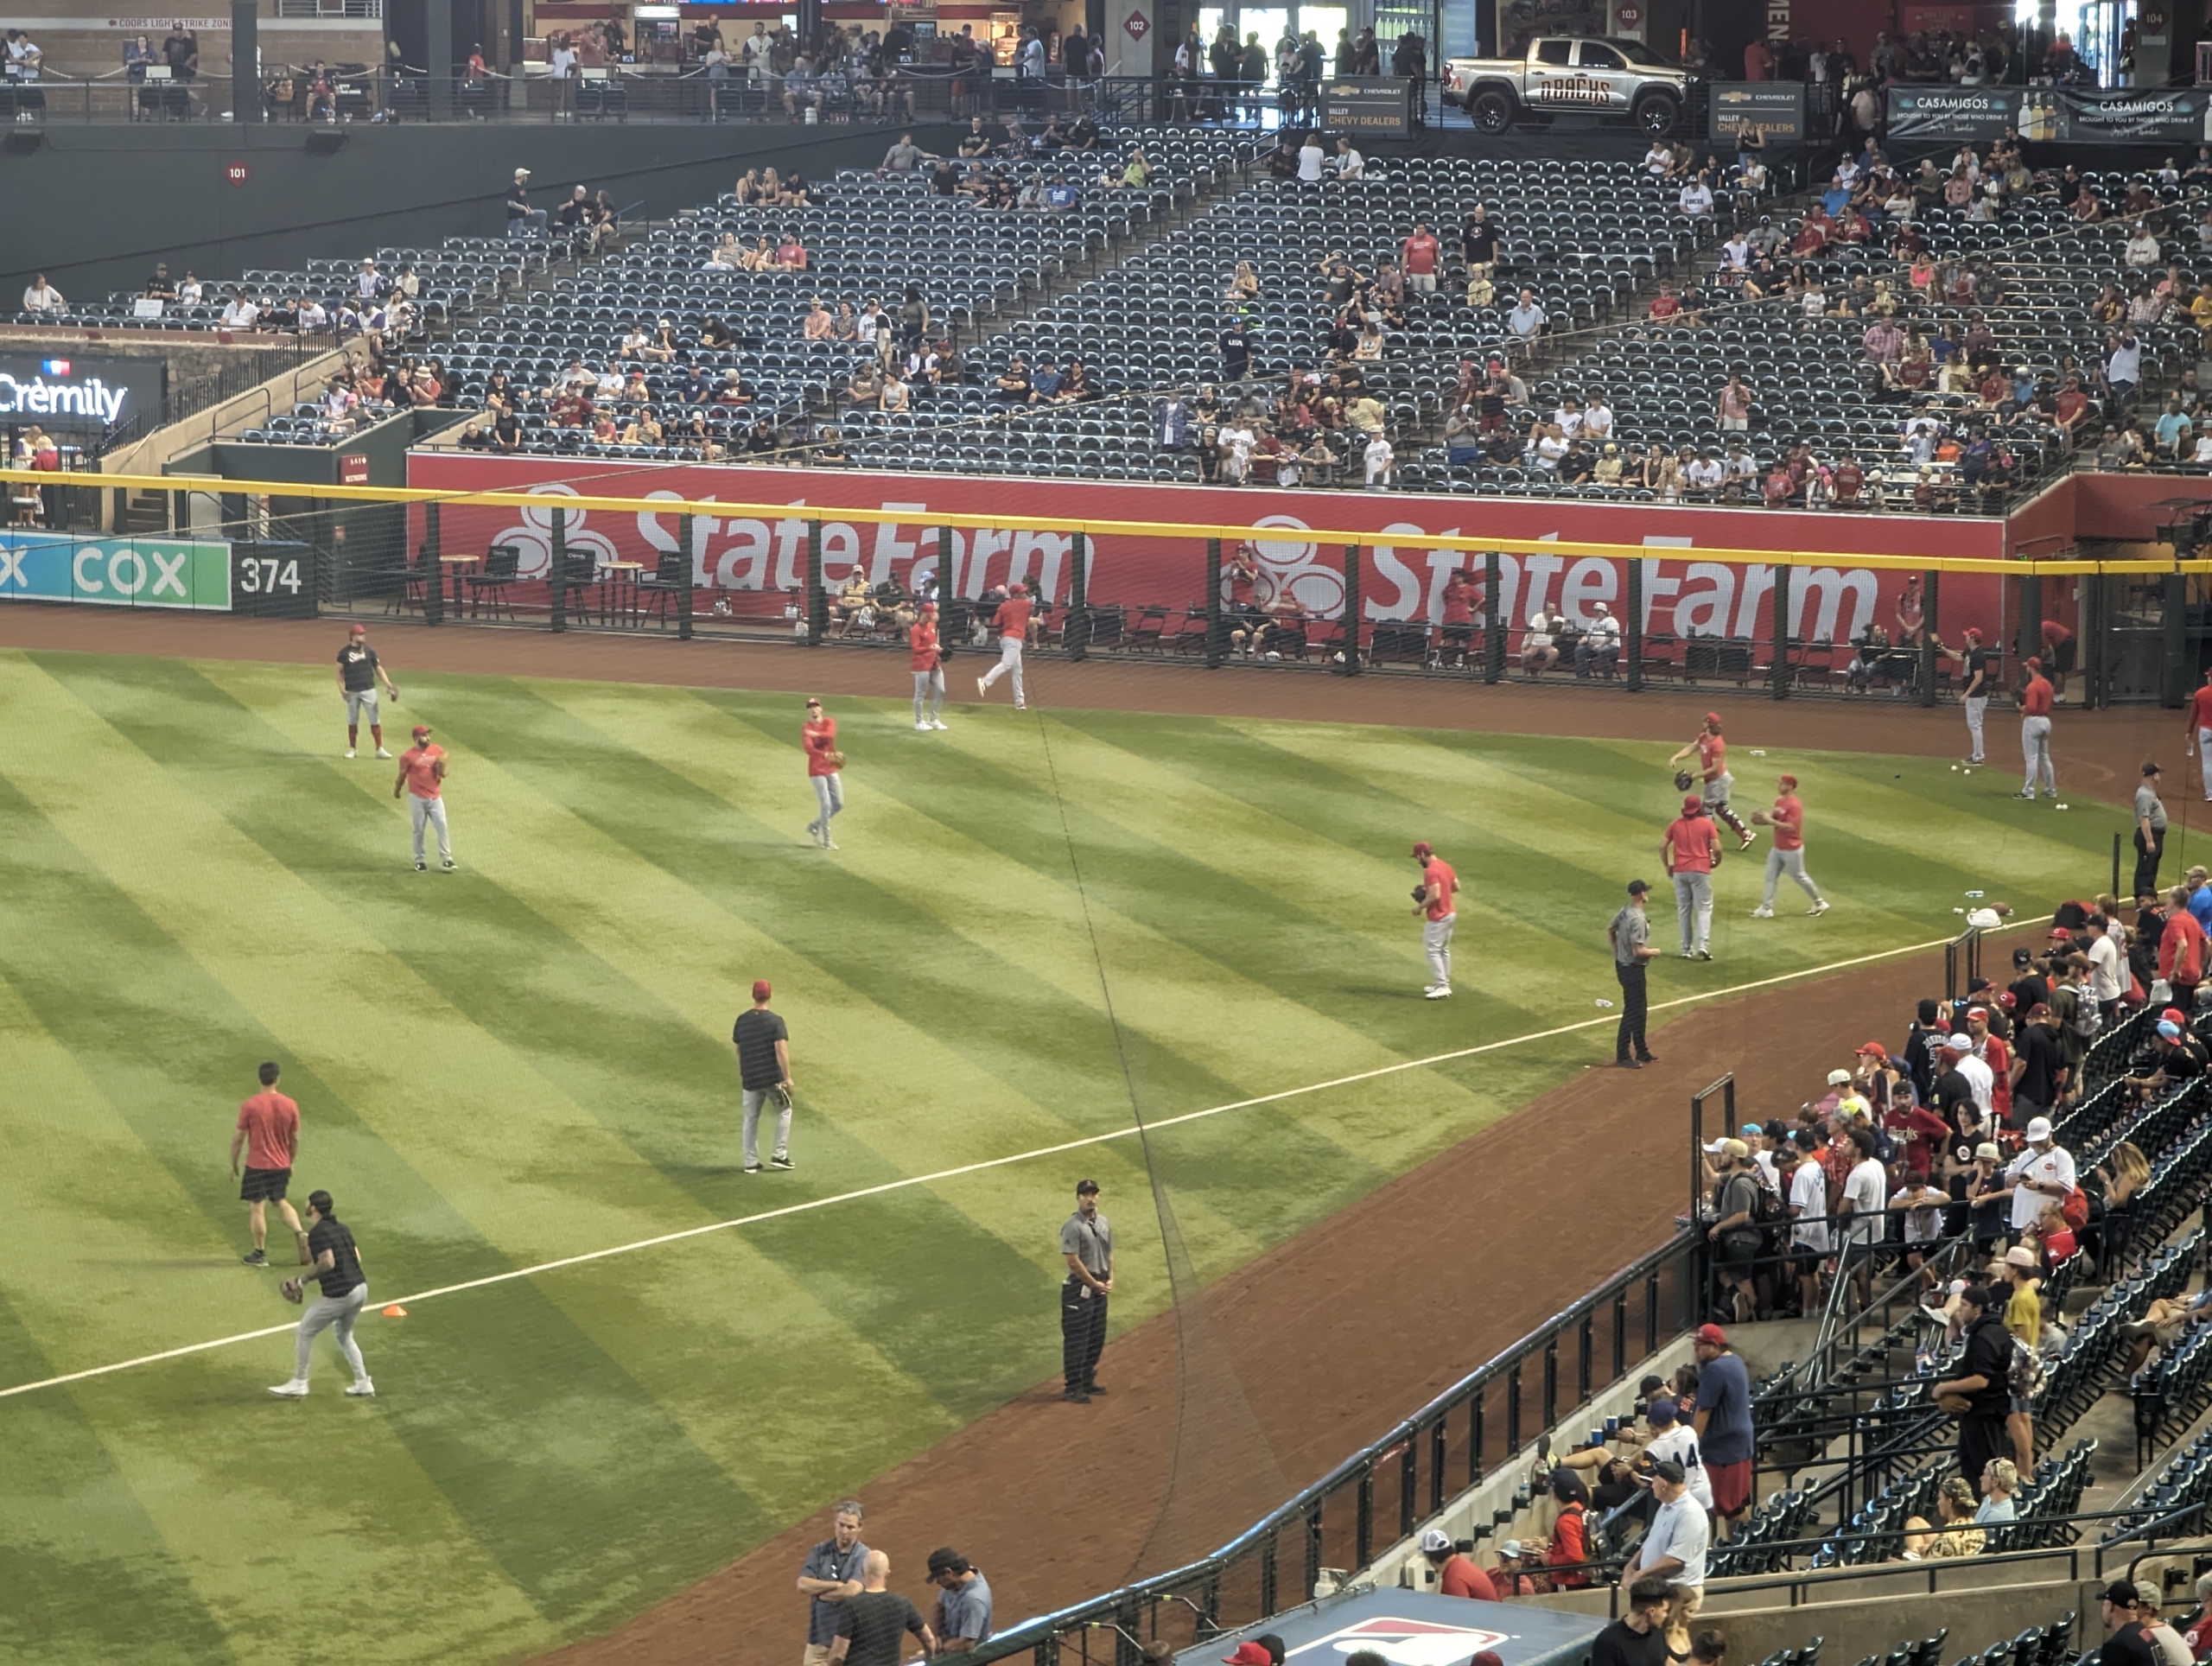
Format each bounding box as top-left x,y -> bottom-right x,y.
230,1061 -> 303,1268
827,1550 -> 935,1665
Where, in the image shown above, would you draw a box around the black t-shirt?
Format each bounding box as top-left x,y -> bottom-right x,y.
1930,1065 -> 1975,1126
1958,1312 -> 2011,1416
307,1216 -> 364,1298
732,1007 -> 789,1090
1592,1618 -> 1670,1666
834,1591 -> 927,1666
1464,219 -> 1500,264
2014,1023 -> 2063,1103
2009,972 -> 2050,1014
1219,327 -> 1250,372
2162,1038 -> 2208,1079
1904,1023 -> 1939,1099
2104,1625 -> 2161,1666
338,643 -> 379,691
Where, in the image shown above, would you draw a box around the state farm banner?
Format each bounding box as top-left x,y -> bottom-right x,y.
404,453 -> 2007,644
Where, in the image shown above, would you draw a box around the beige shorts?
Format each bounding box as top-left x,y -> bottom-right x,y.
803,1646 -> 833,1666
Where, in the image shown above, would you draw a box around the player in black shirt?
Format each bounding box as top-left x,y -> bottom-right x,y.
270,1189 -> 373,1399
335,622 -> 401,760
732,978 -> 795,1173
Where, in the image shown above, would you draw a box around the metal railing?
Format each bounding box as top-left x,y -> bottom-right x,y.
947,1232 -> 1698,1663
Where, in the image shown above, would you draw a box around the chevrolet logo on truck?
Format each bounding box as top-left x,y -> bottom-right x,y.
1442,35 -> 1694,137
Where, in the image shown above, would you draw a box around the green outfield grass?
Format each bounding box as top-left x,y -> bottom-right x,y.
0,647 -> 2136,1664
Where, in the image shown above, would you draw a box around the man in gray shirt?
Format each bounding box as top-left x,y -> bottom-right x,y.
1609,879 -> 1660,1069
2136,761 -> 2169,900
878,131 -> 932,175
1059,1179 -> 1113,1402
796,1498 -> 869,1666
927,1547 -> 994,1651
1624,1459 -> 1709,1625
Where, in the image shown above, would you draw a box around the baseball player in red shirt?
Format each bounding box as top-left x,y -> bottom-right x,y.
1411,840 -> 1458,998
2185,666 -> 2212,802
391,723 -> 452,871
1668,713 -> 1755,850
1749,773 -> 1829,919
802,696 -> 844,848
909,601 -> 948,731
976,582 -> 1033,709
1662,793 -> 1722,959
231,1061 -> 305,1267
2017,658 -> 2056,799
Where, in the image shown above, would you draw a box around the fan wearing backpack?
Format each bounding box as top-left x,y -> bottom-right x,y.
1996,1244 -> 2044,1473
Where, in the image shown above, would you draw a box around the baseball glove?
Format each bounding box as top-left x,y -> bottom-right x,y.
826,750 -> 846,767
281,1278 -> 305,1305
770,1083 -> 794,1111
1411,885 -> 1428,904
1673,770 -> 1696,792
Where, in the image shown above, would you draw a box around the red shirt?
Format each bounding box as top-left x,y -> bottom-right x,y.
1547,1504 -> 1590,1587
2163,911 -> 2209,982
1423,857 -> 1459,921
1438,1555 -> 1497,1600
804,714 -> 840,777
2022,675 -> 2054,715
1834,462 -> 1865,501
399,742 -> 445,799
2041,620 -> 2073,651
1883,1103 -> 1950,1179
1975,1033 -> 2012,1117
2191,684 -> 2212,729
1442,578 -> 1477,626
1649,293 -> 1681,321
1696,732 -> 1726,779
2043,1224 -> 2078,1262
1770,793 -> 1804,852
1666,815 -> 1719,874
910,619 -> 940,671
237,1090 -> 300,1172
993,595 -> 1033,640
1402,232 -> 1440,275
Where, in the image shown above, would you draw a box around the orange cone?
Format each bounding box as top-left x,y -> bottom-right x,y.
382,1304 -> 408,1319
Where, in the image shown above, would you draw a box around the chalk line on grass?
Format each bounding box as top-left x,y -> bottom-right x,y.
0,928 -> 1966,1402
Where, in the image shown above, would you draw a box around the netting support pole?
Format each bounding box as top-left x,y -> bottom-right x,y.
1205,537 -> 1224,669
1505,1361 -> 1522,1456
2018,570 -> 2044,690
1066,531 -> 1089,662
677,514 -> 695,639
1484,550 -> 1503,684
1354,1468 -> 1375,1570
1541,1335 -> 1560,1430
2164,571 -> 2189,709
1338,544 -> 1361,675
424,501 -> 443,626
1770,561 -> 1790,699
1918,569 -> 1938,707
549,508 -> 567,633
1626,556 -> 1645,692
1398,1438 -> 1418,1540
1468,1390 -> 1484,1488
1428,1418 -> 1448,1513
806,520 -> 827,645
1303,1504 -> 1324,1602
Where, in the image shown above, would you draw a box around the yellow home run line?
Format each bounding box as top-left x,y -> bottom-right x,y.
0,928 -> 1980,1402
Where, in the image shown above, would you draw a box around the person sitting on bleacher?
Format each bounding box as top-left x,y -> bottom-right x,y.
1897,1475 -> 1985,1561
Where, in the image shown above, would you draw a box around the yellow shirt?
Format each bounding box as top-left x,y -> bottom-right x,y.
2005,1280 -> 2041,1346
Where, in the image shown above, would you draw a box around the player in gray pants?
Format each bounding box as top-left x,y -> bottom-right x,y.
1674,870 -> 1713,957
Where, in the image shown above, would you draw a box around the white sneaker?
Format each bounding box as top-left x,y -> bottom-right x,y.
268,1379 -> 309,1398
822,838 -> 840,851
1808,899 -> 1831,917
976,676 -> 988,697
916,721 -> 932,731
345,1379 -> 376,1397
1425,985 -> 1452,999
1750,905 -> 1775,919
804,819 -> 821,842
931,719 -> 949,730
344,747 -> 356,760
374,747 -> 392,759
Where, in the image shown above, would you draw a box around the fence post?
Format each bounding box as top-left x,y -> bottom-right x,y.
1626,556 -> 1644,692
1205,537 -> 1224,668
549,508 -> 566,633
2113,831 -> 2123,902
423,501 -> 442,626
1918,569 -> 1939,708
1468,1389 -> 1484,1486
1066,531 -> 1088,662
806,520 -> 826,645
2164,571 -> 2189,709
677,514 -> 695,640
1338,544 -> 1361,675
2018,570 -> 2044,688
1484,550 -> 1503,684
938,525 -> 956,611
1770,561 -> 1791,699
2082,575 -> 2106,709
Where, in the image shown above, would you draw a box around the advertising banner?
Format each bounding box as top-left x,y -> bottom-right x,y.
1319,78 -> 1414,137
0,532 -> 232,609
0,353 -> 168,435
1886,83 -> 2212,147
405,453 -> 2007,645
1708,81 -> 1804,144
1882,85 -> 2020,145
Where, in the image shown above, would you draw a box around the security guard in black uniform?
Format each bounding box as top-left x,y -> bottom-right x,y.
1058,1179 -> 1113,1403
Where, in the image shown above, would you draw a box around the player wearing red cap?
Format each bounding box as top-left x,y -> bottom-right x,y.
908,601 -> 948,731
1411,841 -> 1458,999
391,723 -> 452,871
803,696 -> 844,849
731,978 -> 794,1173
335,622 -> 401,760
2018,658 -> 2056,799
1749,773 -> 1828,919
976,582 -> 1033,709
1668,713 -> 1755,851
1662,794 -> 1722,959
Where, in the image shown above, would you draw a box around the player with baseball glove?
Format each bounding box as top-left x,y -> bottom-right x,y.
335,622 -> 402,760
802,696 -> 846,849
1668,713 -> 1756,852
733,978 -> 798,1172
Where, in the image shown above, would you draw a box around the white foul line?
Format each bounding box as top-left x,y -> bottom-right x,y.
0,928 -> 1969,1402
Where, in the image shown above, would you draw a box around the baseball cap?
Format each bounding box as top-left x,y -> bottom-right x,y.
926,1547 -> 968,1577
514,166 -> 531,177
1701,1135 -> 1732,1154
2025,1116 -> 2054,1141
1628,879 -> 1651,895
753,979 -> 772,1002
1224,1644 -> 1274,1665
1856,1041 -> 1888,1058
1650,1459 -> 1688,1485
1418,1527 -> 1452,1554
1411,841 -> 1434,859
2146,761 -> 2164,776
2104,1580 -> 2144,1607
410,724 -> 431,739
2164,1008 -> 2189,1026
1963,626 -> 1983,640
1999,991 -> 2018,1009
1683,793 -> 1703,812
2005,1245 -> 2039,1269
1966,1006 -> 1987,1021
1498,1539 -> 1526,1559
1975,1141 -> 2001,1161
1647,1396 -> 1680,1425
348,623 -> 366,636
2159,1019 -> 2183,1039
1008,581 -> 1027,595
1695,1321 -> 1729,1346
2028,1002 -> 2052,1019
2027,655 -> 2043,670
1827,1068 -> 1853,1085
1943,1032 -> 1974,1050
2050,925 -> 2073,940
1704,711 -> 1722,725
1740,1123 -> 1763,1138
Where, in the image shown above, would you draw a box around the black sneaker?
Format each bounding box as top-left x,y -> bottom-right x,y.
241,1249 -> 268,1267
1061,1389 -> 1091,1404
414,861 -> 427,872
441,860 -> 456,872
1615,1057 -> 1641,1070
1637,1052 -> 1658,1064
769,1154 -> 795,1170
742,1162 -> 764,1174
1087,1383 -> 1107,1394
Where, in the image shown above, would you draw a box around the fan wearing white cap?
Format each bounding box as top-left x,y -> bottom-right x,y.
1942,1030 -> 1994,1121
1999,1116 -> 2075,1234
1416,1526 -> 1498,1599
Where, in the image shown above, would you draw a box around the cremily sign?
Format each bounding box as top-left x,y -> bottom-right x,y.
0,354 -> 167,432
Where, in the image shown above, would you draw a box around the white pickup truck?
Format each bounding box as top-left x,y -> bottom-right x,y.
1441,35 -> 1698,136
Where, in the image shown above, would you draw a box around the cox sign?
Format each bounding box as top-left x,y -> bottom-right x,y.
0,533 -> 233,610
